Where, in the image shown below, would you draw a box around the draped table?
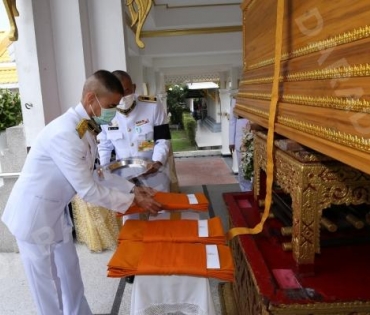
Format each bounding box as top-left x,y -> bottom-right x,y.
127,211 -> 217,315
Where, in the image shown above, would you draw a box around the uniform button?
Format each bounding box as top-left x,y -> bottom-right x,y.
131,143 -> 134,147
128,128 -> 131,132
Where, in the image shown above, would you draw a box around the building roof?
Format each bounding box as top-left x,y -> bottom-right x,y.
0,67 -> 17,83
0,31 -> 17,86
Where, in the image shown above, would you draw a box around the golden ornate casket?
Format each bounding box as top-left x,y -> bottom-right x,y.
236,0 -> 370,175
226,1 -> 370,314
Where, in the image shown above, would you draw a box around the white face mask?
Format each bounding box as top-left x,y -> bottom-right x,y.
117,94 -> 135,110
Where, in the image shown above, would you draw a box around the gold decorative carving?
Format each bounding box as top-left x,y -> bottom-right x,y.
246,25 -> 370,70
287,63 -> 370,81
240,76 -> 275,85
254,133 -> 370,265
238,106 -> 269,120
126,0 -> 153,48
3,0 -> 19,41
240,63 -> 370,85
230,232 -> 266,314
235,105 -> 370,154
238,92 -> 271,100
278,116 -> 370,153
141,26 -> 242,38
283,94 -> 370,113
239,92 -> 370,113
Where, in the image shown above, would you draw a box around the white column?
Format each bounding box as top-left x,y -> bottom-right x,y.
88,0 -> 127,71
145,67 -> 156,96
14,0 -> 128,147
156,72 -> 166,95
218,89 -> 232,156
127,56 -> 144,95
157,92 -> 168,117
230,67 -> 241,90
155,72 -> 167,113
15,0 -> 58,146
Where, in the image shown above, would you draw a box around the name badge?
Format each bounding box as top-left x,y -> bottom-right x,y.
108,126 -> 119,130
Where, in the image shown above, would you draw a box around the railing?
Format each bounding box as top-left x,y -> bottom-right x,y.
0,172 -> 20,178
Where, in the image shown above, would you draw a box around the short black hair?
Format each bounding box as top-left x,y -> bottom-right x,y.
93,70 -> 124,95
112,70 -> 133,84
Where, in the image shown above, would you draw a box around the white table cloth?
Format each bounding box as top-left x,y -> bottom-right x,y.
128,211 -> 217,315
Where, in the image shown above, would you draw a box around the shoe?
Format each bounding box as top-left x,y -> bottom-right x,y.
126,276 -> 135,284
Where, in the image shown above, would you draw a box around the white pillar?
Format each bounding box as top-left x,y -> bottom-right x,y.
88,0 -> 127,71
156,72 -> 166,95
14,0 -> 52,146
146,67 -> 156,96
230,67 -> 241,90
127,56 -> 144,95
14,0 -> 128,147
218,89 -> 232,156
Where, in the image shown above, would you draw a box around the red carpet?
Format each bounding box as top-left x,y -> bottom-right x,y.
224,192 -> 370,306
175,156 -> 237,186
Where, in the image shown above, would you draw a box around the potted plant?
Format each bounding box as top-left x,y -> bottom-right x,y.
0,89 -> 23,148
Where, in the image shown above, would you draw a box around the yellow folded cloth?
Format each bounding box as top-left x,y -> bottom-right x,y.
121,192 -> 209,216
118,217 -> 226,244
107,241 -> 234,282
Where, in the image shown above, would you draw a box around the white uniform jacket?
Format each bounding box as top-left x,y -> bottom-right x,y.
98,96 -> 171,191
229,98 -> 249,151
2,103 -> 134,244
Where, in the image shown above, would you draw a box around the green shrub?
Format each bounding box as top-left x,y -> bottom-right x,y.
182,112 -> 197,145
0,89 -> 22,132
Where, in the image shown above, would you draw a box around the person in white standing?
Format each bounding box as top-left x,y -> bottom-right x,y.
98,70 -> 172,192
97,70 -> 174,284
229,97 -> 252,191
1,70 -> 162,315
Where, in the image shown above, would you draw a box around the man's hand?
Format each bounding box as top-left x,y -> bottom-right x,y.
144,161 -> 162,175
133,186 -> 162,215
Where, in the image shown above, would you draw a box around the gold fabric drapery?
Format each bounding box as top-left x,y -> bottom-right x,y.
71,196 -> 122,252
227,0 -> 285,238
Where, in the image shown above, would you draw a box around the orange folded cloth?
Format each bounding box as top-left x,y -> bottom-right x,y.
107,241 -> 234,282
118,217 -> 226,244
120,192 -> 209,216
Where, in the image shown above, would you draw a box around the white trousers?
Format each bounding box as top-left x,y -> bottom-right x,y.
17,237 -> 92,315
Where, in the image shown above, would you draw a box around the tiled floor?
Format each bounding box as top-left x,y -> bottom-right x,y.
175,156 -> 238,186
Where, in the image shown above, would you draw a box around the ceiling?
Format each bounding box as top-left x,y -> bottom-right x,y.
125,0 -> 243,84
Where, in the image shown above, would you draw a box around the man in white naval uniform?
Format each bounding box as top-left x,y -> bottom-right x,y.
98,70 -> 172,193
1,70 -> 162,315
98,70 -> 172,284
229,97 -> 252,191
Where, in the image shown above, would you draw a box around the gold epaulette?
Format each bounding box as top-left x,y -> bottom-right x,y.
76,119 -> 101,138
138,95 -> 157,103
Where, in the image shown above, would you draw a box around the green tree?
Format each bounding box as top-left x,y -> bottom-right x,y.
166,84 -> 188,127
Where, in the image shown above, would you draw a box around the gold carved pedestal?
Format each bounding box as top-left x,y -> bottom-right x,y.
254,132 -> 370,270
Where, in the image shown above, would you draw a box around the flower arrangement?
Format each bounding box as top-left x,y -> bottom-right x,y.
240,127 -> 254,180
0,89 -> 22,132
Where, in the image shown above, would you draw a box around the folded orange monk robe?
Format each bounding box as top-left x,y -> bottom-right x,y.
117,217 -> 226,244
119,192 -> 209,216
107,241 -> 234,282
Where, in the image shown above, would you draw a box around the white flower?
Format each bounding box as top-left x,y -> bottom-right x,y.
240,127 -> 254,180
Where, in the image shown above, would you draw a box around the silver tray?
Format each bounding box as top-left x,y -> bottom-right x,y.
102,158 -> 149,173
